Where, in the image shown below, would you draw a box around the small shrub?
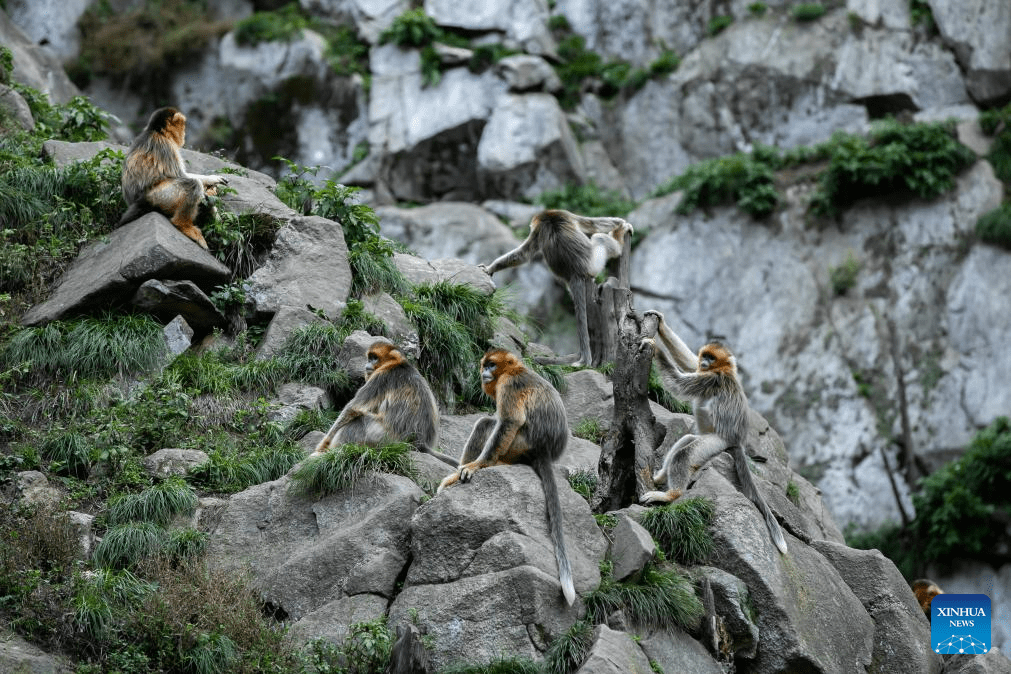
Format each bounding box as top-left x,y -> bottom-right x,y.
639,496 -> 715,565
810,119 -> 976,217
379,8 -> 441,48
583,563 -> 703,631
976,203 -> 1011,249
748,2 -> 768,16
707,15 -> 734,37
792,3 -> 826,22
829,252 -> 861,296
909,0 -> 937,34
545,620 -> 593,674
536,181 -> 638,218
234,3 -> 307,46
288,442 -> 416,498
652,150 -> 779,219
202,210 -> 281,279
567,468 -> 598,502
786,480 -> 801,505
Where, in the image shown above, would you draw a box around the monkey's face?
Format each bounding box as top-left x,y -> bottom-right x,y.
365,341 -> 400,379
697,343 -> 736,375
480,349 -> 517,397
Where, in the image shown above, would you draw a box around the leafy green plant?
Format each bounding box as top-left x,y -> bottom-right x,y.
106,478 -> 198,527
648,364 -> 692,413
639,496 -> 715,565
849,417 -> 1011,578
976,203 -> 1011,249
810,119 -> 976,217
748,2 -> 768,16
792,3 -> 826,21
288,441 -> 416,498
567,468 -> 598,502
379,8 -> 441,48
544,619 -> 593,674
786,480 -> 801,505
980,102 -> 1011,184
536,181 -> 638,218
909,0 -> 937,34
652,150 -> 779,218
325,25 -> 372,79
202,210 -> 281,279
583,563 -> 703,631
707,15 -> 734,37
234,3 -> 307,46
829,252 -> 861,296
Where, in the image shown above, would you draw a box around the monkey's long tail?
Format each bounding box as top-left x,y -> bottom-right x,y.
732,446 -> 788,555
534,458 -> 576,605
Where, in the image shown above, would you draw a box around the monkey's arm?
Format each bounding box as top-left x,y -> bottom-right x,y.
484,236 -> 537,275
644,310 -> 698,371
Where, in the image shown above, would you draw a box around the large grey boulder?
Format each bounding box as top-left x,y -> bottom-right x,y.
477,93 -> 586,199
424,0 -> 555,55
928,0 -> 1011,104
378,203 -> 559,313
812,540 -> 942,674
0,629 -> 73,674
0,9 -> 80,105
390,464 -> 608,668
22,214 -> 232,327
206,471 -> 422,621
244,215 -> 352,319
300,0 -> 410,45
689,468 -> 875,674
574,624 -> 652,674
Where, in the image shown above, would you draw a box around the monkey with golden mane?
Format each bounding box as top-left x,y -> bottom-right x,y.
438,348 -> 576,605
483,209 -> 633,367
119,107 -> 226,250
640,311 -> 788,554
312,340 -> 457,467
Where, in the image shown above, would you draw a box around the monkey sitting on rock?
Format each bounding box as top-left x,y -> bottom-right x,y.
313,339 -> 458,467
119,107 -> 227,250
438,348 -> 576,605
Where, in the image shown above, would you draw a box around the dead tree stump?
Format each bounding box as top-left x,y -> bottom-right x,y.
593,295 -> 659,512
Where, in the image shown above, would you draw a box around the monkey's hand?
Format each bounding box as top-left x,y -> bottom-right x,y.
642,309 -> 665,324
478,263 -> 492,276
638,337 -> 656,354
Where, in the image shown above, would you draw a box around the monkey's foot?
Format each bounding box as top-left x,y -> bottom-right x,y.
639,489 -> 681,504
458,461 -> 484,483
437,471 -> 461,493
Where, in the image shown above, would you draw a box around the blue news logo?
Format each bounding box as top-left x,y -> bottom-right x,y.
931,594 -> 991,655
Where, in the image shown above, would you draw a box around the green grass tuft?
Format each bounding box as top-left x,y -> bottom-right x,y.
106,477 -> 198,527
40,428 -> 92,478
288,442 -> 417,498
567,468 -> 598,502
545,619 -> 594,674
92,521 -> 169,570
440,656 -> 545,674
583,563 -> 703,631
638,497 -> 715,566
792,3 -> 826,21
536,181 -> 637,218
976,202 -> 1011,250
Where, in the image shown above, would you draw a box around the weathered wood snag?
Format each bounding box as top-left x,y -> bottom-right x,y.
593,296 -> 658,512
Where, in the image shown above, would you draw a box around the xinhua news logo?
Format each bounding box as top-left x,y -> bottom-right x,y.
931,594 -> 991,655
